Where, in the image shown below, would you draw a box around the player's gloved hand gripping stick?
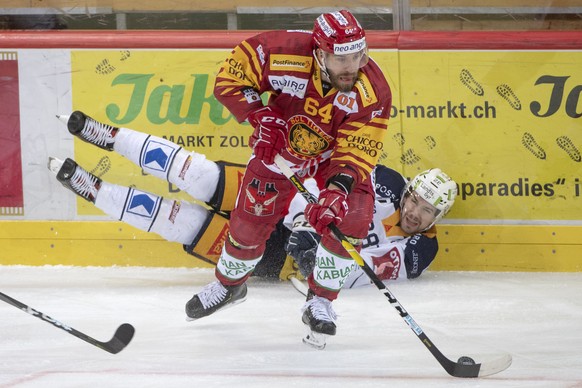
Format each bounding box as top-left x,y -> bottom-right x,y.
274,154 -> 511,378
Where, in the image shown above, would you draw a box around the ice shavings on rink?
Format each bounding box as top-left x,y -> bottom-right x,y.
1,265 -> 581,387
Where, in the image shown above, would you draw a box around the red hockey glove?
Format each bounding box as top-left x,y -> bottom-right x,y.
247,106 -> 287,165
305,188 -> 349,235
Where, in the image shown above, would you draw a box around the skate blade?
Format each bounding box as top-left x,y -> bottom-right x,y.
303,331 -> 327,350
185,296 -> 247,322
56,114 -> 70,125
47,157 -> 64,175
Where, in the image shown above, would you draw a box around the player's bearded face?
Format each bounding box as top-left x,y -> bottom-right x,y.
322,50 -> 366,92
400,191 -> 439,234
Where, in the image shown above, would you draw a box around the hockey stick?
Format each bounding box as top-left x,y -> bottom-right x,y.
290,277 -> 309,297
274,155 -> 511,378
0,291 -> 135,354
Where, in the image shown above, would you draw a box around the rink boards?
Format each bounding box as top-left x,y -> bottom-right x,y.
0,220 -> 579,272
0,30 -> 580,271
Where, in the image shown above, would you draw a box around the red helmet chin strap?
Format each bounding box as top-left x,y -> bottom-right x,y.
313,49 -> 330,81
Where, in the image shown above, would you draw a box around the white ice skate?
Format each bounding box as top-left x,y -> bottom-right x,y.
301,291 -> 337,350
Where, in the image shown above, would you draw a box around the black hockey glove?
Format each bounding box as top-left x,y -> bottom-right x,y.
285,213 -> 321,277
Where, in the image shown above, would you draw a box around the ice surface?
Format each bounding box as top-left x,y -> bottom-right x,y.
1,266 -> 581,387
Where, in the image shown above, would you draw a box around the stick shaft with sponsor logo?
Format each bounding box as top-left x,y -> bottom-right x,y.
274,154 -> 511,378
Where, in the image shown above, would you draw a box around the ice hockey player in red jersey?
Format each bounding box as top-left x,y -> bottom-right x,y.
50,9 -> 393,349
190,9 -> 392,347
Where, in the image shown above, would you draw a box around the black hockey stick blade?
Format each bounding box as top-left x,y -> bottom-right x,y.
421,336 -> 512,378
0,291 -> 135,354
96,323 -> 136,354
440,353 -> 512,378
68,321 -> 135,354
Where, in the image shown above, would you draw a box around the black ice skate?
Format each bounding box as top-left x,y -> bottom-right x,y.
57,111 -> 119,151
185,281 -> 247,320
48,157 -> 101,203
301,290 -> 337,350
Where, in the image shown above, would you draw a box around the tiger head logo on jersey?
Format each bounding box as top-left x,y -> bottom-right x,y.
288,115 -> 333,159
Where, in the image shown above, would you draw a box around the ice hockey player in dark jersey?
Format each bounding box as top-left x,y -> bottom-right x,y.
48,147 -> 455,288
285,165 -> 457,289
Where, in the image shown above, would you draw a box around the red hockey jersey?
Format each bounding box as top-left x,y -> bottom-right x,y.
214,30 -> 392,186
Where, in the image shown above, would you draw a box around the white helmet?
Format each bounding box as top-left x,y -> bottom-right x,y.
402,168 -> 457,228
